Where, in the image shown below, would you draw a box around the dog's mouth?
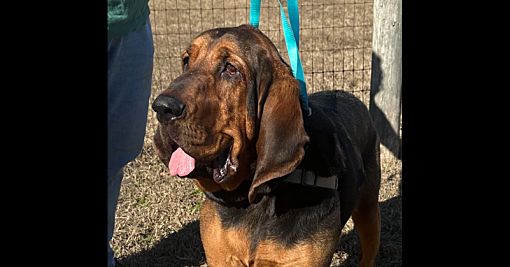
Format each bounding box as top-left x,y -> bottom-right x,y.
168,143 -> 235,183
209,145 -> 235,183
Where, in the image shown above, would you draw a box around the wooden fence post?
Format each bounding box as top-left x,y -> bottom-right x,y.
370,0 -> 402,161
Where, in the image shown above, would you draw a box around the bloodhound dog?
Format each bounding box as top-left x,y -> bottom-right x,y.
152,24 -> 381,267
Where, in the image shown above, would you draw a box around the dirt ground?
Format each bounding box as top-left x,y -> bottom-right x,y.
112,0 -> 401,266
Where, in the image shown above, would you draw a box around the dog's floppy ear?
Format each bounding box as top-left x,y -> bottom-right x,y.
248,73 -> 310,203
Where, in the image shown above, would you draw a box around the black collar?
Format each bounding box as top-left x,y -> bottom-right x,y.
203,168 -> 338,208
203,180 -> 250,208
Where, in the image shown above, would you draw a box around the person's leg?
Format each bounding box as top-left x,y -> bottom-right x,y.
107,18 -> 154,267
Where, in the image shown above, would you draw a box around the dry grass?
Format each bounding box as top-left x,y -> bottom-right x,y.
112,0 -> 401,266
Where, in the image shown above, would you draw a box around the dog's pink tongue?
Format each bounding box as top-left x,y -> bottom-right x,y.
169,148 -> 195,177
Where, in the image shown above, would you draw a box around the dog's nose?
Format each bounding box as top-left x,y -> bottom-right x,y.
152,95 -> 186,121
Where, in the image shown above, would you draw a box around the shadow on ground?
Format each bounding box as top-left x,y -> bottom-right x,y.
336,172 -> 402,266
118,220 -> 205,267
335,195 -> 402,266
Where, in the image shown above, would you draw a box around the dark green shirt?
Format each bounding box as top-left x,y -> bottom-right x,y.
108,0 -> 150,38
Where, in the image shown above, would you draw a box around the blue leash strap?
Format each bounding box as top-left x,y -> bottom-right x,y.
277,0 -> 310,116
249,0 -> 261,28
250,0 -> 311,116
286,0 -> 300,46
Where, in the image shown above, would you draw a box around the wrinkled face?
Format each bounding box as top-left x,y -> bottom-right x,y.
153,24 -> 308,199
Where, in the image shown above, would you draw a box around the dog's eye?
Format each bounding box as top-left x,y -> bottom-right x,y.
182,56 -> 189,70
223,63 -> 239,76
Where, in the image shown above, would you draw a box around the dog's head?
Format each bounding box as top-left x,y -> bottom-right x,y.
153,24 -> 309,202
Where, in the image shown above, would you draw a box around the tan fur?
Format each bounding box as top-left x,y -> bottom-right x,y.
200,199 -> 341,267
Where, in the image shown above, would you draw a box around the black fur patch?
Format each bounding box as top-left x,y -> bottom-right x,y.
215,183 -> 340,251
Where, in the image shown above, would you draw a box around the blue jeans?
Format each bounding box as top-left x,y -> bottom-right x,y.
107,19 -> 154,267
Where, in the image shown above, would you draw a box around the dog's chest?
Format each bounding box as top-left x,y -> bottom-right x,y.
199,197 -> 340,266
